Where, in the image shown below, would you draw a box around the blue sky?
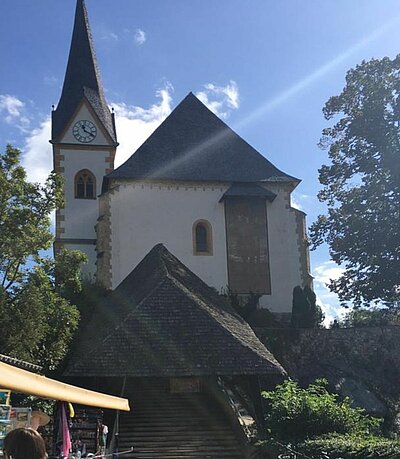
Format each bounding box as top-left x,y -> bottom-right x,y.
1,0 -> 399,322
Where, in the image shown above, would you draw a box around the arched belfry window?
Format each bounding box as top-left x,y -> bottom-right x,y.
75,169 -> 96,199
193,220 -> 213,255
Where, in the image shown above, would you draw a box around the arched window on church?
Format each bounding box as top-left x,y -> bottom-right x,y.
75,169 -> 96,199
193,220 -> 213,255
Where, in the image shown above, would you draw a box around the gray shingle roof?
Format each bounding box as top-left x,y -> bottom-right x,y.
106,93 -> 299,184
52,0 -> 116,143
65,244 -> 285,378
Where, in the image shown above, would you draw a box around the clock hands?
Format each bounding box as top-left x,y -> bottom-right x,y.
73,120 -> 97,142
81,125 -> 94,138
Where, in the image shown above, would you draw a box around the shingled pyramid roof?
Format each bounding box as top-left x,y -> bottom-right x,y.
52,0 -> 116,143
65,244 -> 285,378
106,93 -> 298,184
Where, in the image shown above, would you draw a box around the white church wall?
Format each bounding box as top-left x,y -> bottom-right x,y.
106,180 -> 304,315
109,181 -> 230,292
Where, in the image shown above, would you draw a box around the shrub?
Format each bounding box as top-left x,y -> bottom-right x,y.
298,434 -> 400,459
258,435 -> 400,459
262,379 -> 381,440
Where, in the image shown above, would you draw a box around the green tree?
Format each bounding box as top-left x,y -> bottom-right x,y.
0,145 -> 86,370
310,55 -> 400,307
333,307 -> 400,328
291,285 -> 324,328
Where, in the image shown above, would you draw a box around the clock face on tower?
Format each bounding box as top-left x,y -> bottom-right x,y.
73,120 -> 97,143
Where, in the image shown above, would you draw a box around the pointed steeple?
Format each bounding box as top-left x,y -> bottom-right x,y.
52,0 -> 117,143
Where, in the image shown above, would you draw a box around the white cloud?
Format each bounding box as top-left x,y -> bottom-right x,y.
12,117 -> 52,228
195,80 -> 239,119
134,29 -> 146,46
291,192 -> 313,211
291,195 -> 303,210
314,261 -> 345,286
112,85 -> 173,168
22,117 -> 52,184
313,261 -> 346,326
316,292 -> 347,327
101,31 -> 119,41
0,95 -> 24,119
0,95 -> 30,129
44,76 -> 59,86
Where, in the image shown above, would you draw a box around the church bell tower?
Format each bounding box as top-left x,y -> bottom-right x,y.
51,0 -> 118,280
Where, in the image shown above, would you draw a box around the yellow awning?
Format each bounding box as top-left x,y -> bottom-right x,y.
0,361 -> 130,411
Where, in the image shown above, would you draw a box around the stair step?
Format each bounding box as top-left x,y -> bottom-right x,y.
130,446 -> 242,453
119,429 -> 234,437
122,442 -> 240,449
120,420 -> 227,427
123,455 -> 243,459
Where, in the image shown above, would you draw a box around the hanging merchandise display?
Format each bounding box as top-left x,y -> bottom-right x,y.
0,403 -> 11,454
53,402 -> 72,459
9,407 -> 32,430
0,390 -> 10,406
70,407 -> 104,457
53,402 -> 105,459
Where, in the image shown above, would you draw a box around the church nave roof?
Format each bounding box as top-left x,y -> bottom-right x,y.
107,93 -> 298,184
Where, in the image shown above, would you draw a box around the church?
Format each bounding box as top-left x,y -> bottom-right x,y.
52,0 -> 311,319
53,1 -> 312,457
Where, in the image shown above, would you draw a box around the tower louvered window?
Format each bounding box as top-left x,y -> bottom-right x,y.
75,169 -> 96,199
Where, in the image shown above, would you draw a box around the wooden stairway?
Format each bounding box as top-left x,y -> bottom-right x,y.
117,379 -> 246,459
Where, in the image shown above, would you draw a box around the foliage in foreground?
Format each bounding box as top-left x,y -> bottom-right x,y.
0,145 -> 86,370
261,379 -> 380,440
258,434 -> 400,459
297,434 -> 400,459
310,55 -> 400,307
258,379 -> 399,458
